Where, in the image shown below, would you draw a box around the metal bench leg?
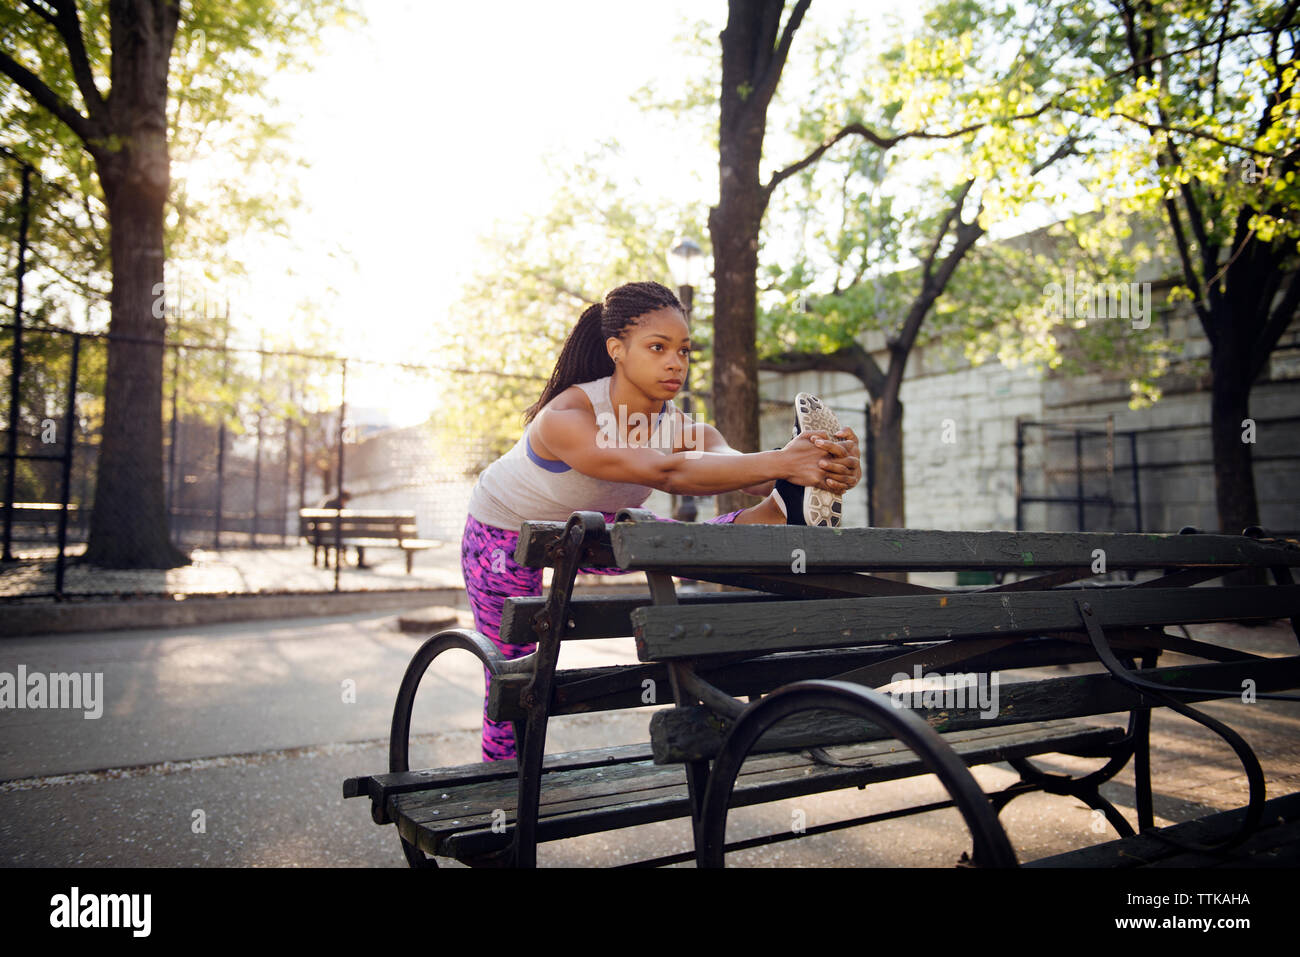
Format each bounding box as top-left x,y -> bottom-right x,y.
1077,599 -> 1267,852
512,511 -> 606,868
643,570 -> 714,848
994,648 -> 1159,843
1268,563 -> 1300,647
1132,654 -> 1157,831
697,680 -> 1018,868
387,628 -> 525,868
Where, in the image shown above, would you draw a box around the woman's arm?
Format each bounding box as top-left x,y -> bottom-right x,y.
687,417 -> 861,496
534,405 -> 842,496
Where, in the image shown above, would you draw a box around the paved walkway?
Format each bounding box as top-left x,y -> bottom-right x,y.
1,541 -> 641,601
1,542 -> 469,598
1,610 -> 1296,867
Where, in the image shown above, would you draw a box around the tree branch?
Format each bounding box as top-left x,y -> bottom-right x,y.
1031,136 -> 1078,176
1104,25 -> 1271,85
1108,110 -> 1283,160
1209,0 -> 1233,115
758,340 -> 888,396
894,214 -> 984,374
523,269 -> 595,306
1248,266 -> 1300,385
762,106 -> 1051,200
21,0 -> 59,26
51,0 -> 108,123
0,49 -> 96,145
1164,194 -> 1211,331
755,0 -> 811,105
921,180 -> 974,286
30,249 -> 111,301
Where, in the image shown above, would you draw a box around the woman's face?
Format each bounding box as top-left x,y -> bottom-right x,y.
607,307 -> 690,401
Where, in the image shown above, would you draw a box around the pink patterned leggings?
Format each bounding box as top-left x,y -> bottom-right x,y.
460,508 -> 743,761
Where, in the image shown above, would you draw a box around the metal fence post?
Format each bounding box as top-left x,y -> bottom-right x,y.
252,336 -> 265,546
166,332 -> 181,534
54,334 -> 81,598
214,322 -> 229,548
1014,417 -> 1024,532
2,162 -> 31,562
281,414 -> 292,545
1075,428 -> 1085,531
864,401 -> 874,528
1130,432 -> 1142,532
333,358 -> 347,594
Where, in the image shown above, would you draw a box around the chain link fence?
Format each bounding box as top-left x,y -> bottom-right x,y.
4,326 -> 868,600
0,322 -> 525,599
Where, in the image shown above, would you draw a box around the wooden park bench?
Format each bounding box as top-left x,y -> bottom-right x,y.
344,512 -> 1300,867
4,501 -> 83,540
299,508 -> 436,573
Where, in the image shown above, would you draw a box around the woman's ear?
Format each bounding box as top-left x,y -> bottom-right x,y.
606,336 -> 623,365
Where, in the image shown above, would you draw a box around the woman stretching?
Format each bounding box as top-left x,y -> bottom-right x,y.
463,280 -> 861,761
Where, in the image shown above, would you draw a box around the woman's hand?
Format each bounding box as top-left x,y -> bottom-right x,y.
780,430 -> 844,489
818,427 -> 862,493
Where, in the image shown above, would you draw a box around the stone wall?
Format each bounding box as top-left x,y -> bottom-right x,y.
760,306 -> 1300,536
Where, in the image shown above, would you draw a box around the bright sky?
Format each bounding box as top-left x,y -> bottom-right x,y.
216,0 -> 923,425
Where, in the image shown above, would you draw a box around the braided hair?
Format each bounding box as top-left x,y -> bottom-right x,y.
524,281 -> 684,423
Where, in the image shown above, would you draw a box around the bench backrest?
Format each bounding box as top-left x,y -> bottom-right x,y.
299,509 -> 418,542
609,523 -> 1300,574
631,583 -> 1300,659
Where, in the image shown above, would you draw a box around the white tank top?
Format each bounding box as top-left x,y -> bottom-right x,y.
467,376 -> 679,531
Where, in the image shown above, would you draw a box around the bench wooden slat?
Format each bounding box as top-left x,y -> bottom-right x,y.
514,520 -> 618,569
498,591 -> 791,646
648,655 -> 1300,762
610,523 -> 1300,573
387,720 -> 1124,859
418,722 -> 1125,854
633,584 -> 1300,659
1025,792 -> 1300,867
485,635 -> 1170,723
343,742 -> 656,816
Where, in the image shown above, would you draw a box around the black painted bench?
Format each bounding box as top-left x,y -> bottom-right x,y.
1026,791 -> 1300,867
344,513 -> 1300,867
298,508 -> 436,573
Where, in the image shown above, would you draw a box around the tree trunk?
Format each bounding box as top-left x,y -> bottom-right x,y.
83,0 -> 185,568
709,0 -> 804,516
84,177 -> 183,566
1208,324 -> 1265,587
870,393 -> 906,529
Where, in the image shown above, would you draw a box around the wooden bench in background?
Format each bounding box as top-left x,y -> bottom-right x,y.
298,508 -> 436,573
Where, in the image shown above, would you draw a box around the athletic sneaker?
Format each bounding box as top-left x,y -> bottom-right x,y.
773,392 -> 845,527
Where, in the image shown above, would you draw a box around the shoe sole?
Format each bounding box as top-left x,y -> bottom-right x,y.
793,393 -> 845,527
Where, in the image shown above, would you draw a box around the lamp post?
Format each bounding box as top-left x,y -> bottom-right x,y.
667,238 -> 704,522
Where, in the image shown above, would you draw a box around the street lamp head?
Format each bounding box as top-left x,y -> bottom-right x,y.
667,237 -> 705,289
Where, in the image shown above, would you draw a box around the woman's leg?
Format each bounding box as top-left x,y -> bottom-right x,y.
641,499 -> 781,526
460,515 -> 543,762
727,492 -> 786,524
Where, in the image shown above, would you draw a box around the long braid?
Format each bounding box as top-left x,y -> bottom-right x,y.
524,281 -> 684,423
